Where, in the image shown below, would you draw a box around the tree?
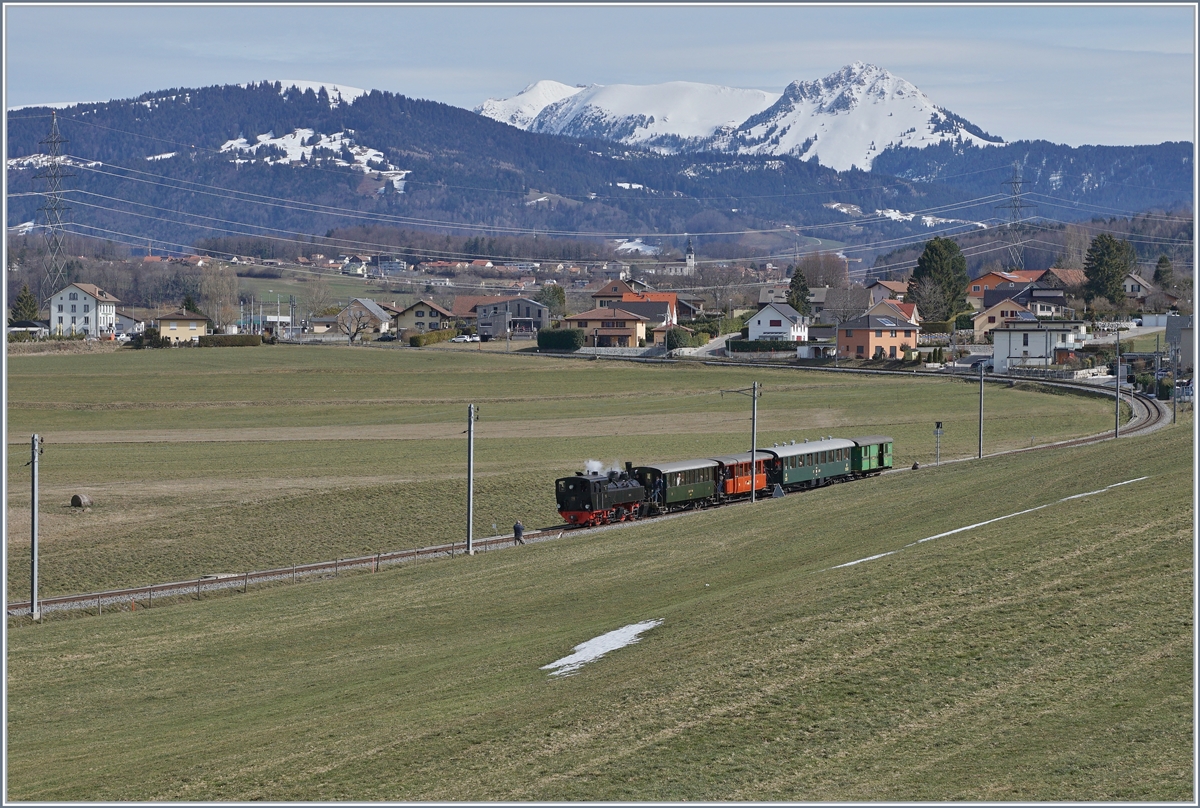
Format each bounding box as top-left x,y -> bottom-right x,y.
338,306 -> 374,344
9,284 -> 40,323
1153,255 -> 1174,288
304,272 -> 334,317
907,237 -> 968,319
797,251 -> 848,289
183,293 -> 201,314
1083,233 -> 1135,304
906,275 -> 949,322
198,265 -> 238,329
786,265 -> 811,316
535,284 -> 567,317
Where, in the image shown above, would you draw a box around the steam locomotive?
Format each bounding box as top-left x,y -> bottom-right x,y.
555,436 -> 893,526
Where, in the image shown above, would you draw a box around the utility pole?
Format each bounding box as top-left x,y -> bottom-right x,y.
466,404 -> 478,555
722,382 -> 762,504
978,363 -> 985,459
29,435 -> 43,620
1115,333 -> 1121,438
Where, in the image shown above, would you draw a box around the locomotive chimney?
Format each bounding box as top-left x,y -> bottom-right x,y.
625,462 -> 633,472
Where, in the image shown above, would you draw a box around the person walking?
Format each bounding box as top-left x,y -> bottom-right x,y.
513,520 -> 525,545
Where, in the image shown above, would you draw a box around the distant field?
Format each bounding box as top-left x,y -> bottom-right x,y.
5,419 -> 1191,800
7,346 -> 1122,600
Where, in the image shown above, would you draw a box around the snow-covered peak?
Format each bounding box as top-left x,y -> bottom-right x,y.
475,80 -> 585,129
529,81 -> 781,144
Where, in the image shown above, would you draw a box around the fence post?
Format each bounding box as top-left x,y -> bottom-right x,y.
98,595 -> 102,615
292,563 -> 296,583
244,572 -> 248,594
149,587 -> 153,608
196,579 -> 201,600
335,558 -> 338,577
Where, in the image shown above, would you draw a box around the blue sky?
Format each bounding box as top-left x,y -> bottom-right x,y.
3,3 -> 1196,146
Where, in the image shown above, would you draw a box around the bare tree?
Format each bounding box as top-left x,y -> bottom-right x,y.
338,306 -> 375,343
198,264 -> 239,329
907,275 -> 949,321
304,272 -> 333,317
799,251 -> 848,289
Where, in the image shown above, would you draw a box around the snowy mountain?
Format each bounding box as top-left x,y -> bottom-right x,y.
476,80 -> 585,129
477,62 -> 1004,171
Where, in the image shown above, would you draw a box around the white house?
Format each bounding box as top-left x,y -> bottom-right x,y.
991,320 -> 1087,373
114,308 -> 145,336
47,283 -> 119,336
748,302 -> 808,342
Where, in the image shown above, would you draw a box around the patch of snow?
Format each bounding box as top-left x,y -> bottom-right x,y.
255,80 -> 367,108
146,152 -> 177,161
7,221 -> 38,235
525,196 -> 549,206
615,182 -> 644,190
218,128 -> 408,188
542,619 -> 664,677
615,238 -> 661,255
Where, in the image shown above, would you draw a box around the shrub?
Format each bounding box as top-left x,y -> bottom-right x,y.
130,327 -> 171,349
727,339 -> 801,353
198,334 -> 264,347
955,313 -> 975,330
537,328 -> 586,351
923,320 -> 954,334
409,328 -> 460,347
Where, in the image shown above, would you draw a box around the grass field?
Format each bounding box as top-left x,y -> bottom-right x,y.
5,418 -> 1192,800
7,346 -> 1124,599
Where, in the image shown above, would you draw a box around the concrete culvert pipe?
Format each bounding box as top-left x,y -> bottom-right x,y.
71,494 -> 93,508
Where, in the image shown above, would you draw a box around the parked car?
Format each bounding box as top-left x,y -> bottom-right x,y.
450,334 -> 471,343
375,334 -> 397,342
469,334 -> 481,342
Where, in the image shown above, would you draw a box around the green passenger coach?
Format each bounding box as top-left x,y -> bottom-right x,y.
850,436 -> 894,474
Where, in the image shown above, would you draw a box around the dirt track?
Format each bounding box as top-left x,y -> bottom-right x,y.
13,411 -> 840,445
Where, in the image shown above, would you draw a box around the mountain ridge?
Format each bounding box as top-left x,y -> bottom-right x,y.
477,62 -> 1005,171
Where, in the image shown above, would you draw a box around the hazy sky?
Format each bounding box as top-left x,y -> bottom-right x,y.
3,3 -> 1196,147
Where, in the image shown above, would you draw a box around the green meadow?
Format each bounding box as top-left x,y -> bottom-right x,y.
7,346 -> 1122,599
5,416 -> 1192,800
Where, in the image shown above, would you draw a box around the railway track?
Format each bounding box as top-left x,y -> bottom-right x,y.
7,377 -> 1174,620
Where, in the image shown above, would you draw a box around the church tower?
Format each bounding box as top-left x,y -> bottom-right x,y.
685,237 -> 695,274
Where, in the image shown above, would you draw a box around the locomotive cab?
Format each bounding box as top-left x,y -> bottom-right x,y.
555,467 -> 648,526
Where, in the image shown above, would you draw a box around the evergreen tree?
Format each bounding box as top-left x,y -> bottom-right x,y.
183,293 -> 201,314
1153,254 -> 1174,287
1083,233 -> 1136,304
535,284 -> 567,317
9,284 -> 40,323
786,265 -> 811,316
908,237 -> 968,319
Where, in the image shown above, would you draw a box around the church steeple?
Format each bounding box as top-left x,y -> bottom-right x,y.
685,237 -> 695,273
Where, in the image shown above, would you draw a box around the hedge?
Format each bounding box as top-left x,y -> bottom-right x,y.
198,334 -> 263,347
409,328 -> 460,347
727,339 -> 801,353
537,328 -> 586,351
922,320 -> 954,334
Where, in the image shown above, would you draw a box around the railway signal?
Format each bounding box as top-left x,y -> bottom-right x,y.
934,421 -> 943,466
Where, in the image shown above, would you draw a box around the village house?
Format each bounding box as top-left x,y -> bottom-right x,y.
47,282 -> 120,337
114,308 -> 145,337
865,299 -> 920,325
564,307 -> 650,348
982,282 -> 1070,318
866,279 -> 908,305
972,300 -> 1035,342
747,302 -> 808,342
991,320 -> 1087,373
474,297 -> 549,340
836,314 -> 920,360
336,298 -> 392,338
154,309 -> 211,344
387,299 -> 452,332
